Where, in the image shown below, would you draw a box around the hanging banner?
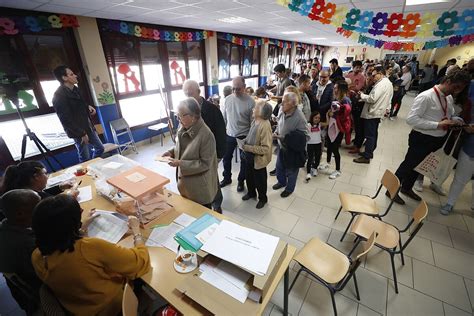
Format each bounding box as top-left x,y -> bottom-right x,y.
279,0 -> 474,50
100,20 -> 213,42
0,14 -> 79,35
269,38 -> 292,48
220,33 -> 263,47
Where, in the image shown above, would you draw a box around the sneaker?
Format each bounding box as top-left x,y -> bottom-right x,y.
389,117 -> 394,121
329,170 -> 341,179
414,179 -> 423,192
305,173 -> 311,183
311,168 -> 318,177
429,183 -> 446,196
440,204 -> 453,216
318,163 -> 329,171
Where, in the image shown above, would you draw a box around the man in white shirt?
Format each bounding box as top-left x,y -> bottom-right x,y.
392,70 -> 470,204
353,66 -> 393,164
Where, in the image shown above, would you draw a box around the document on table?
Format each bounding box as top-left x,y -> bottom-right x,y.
146,223 -> 183,253
201,220 -> 280,276
77,186 -> 93,203
199,260 -> 251,303
125,172 -> 146,183
195,223 -> 219,244
46,173 -> 74,188
102,161 -> 123,169
87,212 -> 128,244
173,213 -> 196,227
93,209 -> 128,222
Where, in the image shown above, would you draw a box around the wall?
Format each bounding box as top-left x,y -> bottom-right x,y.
427,42 -> 474,67
322,46 -> 384,69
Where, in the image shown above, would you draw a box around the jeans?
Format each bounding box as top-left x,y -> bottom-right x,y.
73,130 -> 104,163
362,118 -> 380,159
327,133 -> 343,171
446,150 -> 474,208
222,135 -> 246,183
395,130 -> 447,191
352,102 -> 364,147
307,143 -> 322,173
276,150 -> 299,193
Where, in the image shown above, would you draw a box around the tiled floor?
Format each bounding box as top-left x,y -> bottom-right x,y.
1,93 -> 473,315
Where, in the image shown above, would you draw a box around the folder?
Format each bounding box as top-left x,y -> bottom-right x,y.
174,213 -> 220,252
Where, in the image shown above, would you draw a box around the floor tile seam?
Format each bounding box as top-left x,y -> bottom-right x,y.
462,278 -> 474,312
429,240 -> 474,278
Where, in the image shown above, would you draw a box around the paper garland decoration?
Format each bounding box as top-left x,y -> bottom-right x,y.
280,0 -> 474,49
220,33 -> 263,47
101,20 -> 213,42
0,14 -> 79,35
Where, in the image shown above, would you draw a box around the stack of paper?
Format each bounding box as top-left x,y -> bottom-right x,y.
201,220 -> 280,276
175,213 -> 220,252
87,211 -> 129,244
46,173 -> 74,188
199,260 -> 251,303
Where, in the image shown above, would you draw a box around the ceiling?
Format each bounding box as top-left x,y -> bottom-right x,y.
2,0 -> 473,46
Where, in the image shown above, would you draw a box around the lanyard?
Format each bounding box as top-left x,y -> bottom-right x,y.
433,86 -> 448,118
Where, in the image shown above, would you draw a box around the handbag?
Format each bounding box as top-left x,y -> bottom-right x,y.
414,131 -> 462,186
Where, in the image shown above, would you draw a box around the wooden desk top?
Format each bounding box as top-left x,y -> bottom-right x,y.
55,158 -> 296,316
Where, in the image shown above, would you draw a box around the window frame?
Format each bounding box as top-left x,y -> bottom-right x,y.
217,38 -> 261,85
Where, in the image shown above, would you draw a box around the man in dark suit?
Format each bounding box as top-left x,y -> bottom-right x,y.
183,80 -> 227,213
329,58 -> 343,82
314,70 -> 334,120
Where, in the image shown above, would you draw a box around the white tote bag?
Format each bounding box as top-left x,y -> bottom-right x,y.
414,131 -> 461,186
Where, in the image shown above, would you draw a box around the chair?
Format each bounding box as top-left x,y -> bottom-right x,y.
349,200 -> 428,294
123,283 -> 138,316
39,284 -> 69,315
147,122 -> 169,146
109,118 -> 138,154
290,232 -> 377,316
335,169 -> 401,242
94,123 -> 119,155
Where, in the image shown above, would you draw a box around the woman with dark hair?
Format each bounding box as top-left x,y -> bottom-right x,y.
31,194 -> 150,316
1,161 -> 77,199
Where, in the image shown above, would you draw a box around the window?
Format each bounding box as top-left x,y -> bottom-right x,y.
217,36 -> 260,96
0,25 -> 91,161
100,23 -> 207,128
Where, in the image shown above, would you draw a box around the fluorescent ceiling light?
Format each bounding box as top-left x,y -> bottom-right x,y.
281,31 -> 303,34
406,0 -> 450,5
217,16 -> 252,23
311,37 -> 327,40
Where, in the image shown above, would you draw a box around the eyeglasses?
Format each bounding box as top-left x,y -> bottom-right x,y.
177,113 -> 191,120
320,76 -> 329,79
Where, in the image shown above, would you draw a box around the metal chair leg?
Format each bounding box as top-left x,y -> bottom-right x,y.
390,253 -> 399,294
340,214 -> 356,242
335,206 -> 342,220
348,237 -> 361,257
289,267 -> 303,293
353,273 -> 360,301
399,240 -> 405,265
330,289 -> 338,316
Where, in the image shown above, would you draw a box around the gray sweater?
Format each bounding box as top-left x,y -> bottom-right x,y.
223,94 -> 255,137
277,108 -> 310,148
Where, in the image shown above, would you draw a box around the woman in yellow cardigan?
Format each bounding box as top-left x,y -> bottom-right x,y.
241,100 -> 273,209
31,194 -> 150,316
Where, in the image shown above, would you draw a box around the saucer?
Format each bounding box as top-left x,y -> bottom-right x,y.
173,252 -> 198,274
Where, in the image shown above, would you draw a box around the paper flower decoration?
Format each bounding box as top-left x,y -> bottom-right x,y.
434,11 -> 458,37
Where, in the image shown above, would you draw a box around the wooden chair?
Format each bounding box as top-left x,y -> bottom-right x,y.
335,169 -> 401,242
290,232 -> 377,316
349,200 -> 428,294
94,123 -> 119,155
123,283 -> 138,316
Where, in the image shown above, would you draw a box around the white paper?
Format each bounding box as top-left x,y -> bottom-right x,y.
93,209 -> 128,222
102,161 -> 123,169
77,186 -> 93,203
195,223 -> 219,244
199,261 -> 250,303
46,173 -> 74,188
126,172 -> 146,183
201,220 -> 280,276
146,223 -> 183,253
87,212 -> 128,244
173,213 -> 196,227
236,138 -> 245,150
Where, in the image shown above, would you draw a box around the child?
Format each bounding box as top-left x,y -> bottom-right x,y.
305,111 -> 324,182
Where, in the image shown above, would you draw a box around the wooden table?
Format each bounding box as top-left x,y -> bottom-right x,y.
61,158 -> 296,316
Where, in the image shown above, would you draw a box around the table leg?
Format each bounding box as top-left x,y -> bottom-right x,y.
284,267 -> 289,316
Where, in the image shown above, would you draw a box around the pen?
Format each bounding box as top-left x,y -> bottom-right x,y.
73,180 -> 82,191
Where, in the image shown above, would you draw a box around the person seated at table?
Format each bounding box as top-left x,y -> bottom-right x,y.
31,195 -> 150,316
162,97 -> 219,209
0,189 -> 42,314
1,161 -> 77,199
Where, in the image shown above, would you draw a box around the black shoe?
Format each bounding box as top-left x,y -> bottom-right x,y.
280,190 -> 292,198
353,157 -> 370,164
242,193 -> 256,201
237,182 -> 245,192
386,190 -> 406,205
269,169 -> 276,176
256,200 -> 267,209
272,183 -> 284,190
220,179 -> 232,187
401,189 -> 422,201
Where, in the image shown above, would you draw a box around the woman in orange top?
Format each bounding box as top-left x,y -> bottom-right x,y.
31,194 -> 150,316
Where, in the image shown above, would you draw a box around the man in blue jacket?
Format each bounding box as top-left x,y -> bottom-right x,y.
52,66 -> 104,162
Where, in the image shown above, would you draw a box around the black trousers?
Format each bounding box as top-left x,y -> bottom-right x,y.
222,135 -> 246,182
353,102 -> 364,148
395,130 -> 447,191
362,118 -> 381,159
307,143 -> 322,173
327,133 -> 343,171
245,161 -> 268,202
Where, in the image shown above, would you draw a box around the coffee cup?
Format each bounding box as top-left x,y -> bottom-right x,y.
181,251 -> 194,264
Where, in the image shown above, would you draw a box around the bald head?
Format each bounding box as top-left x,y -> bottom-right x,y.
319,70 -> 330,85
183,79 -> 201,100
0,189 -> 41,226
232,76 -> 246,97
